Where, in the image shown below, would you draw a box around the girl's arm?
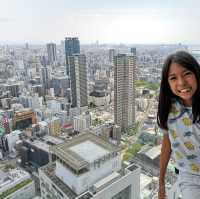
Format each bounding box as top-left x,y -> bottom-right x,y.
158,133 -> 172,199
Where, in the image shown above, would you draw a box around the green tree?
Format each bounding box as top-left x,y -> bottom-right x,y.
127,122 -> 139,135
123,153 -> 132,161
135,80 -> 159,91
124,143 -> 142,161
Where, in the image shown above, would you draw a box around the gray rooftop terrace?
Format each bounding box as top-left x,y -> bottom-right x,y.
50,132 -> 121,172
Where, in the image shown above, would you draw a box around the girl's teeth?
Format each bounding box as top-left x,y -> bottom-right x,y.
180,88 -> 190,92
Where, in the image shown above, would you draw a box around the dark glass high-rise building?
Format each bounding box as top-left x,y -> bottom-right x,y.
65,37 -> 80,75
130,47 -> 136,55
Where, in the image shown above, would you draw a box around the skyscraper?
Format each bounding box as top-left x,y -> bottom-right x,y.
131,47 -> 136,55
46,43 -> 57,65
65,37 -> 80,75
40,66 -> 50,94
109,49 -> 116,63
114,53 -> 136,131
68,54 -> 88,108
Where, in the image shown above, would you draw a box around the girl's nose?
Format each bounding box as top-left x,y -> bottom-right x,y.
177,77 -> 186,86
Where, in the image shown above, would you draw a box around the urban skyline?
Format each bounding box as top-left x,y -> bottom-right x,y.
0,36 -> 189,198
1,0 -> 200,44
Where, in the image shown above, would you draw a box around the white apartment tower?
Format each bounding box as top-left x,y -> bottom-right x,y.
68,54 -> 88,108
114,54 -> 136,131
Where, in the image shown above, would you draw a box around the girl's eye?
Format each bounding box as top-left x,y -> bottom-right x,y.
169,77 -> 176,81
184,71 -> 192,76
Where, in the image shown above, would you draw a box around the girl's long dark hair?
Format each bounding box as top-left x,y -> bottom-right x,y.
157,51 -> 200,130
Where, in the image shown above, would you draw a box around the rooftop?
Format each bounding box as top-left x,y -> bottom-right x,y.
15,108 -> 33,114
145,145 -> 161,160
0,168 -> 30,191
137,144 -> 161,160
50,132 -> 121,172
43,135 -> 64,145
70,140 -> 109,163
25,139 -> 49,152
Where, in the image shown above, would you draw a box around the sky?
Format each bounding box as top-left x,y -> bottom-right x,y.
1,0 -> 200,44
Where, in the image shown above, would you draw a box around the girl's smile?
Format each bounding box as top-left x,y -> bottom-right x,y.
168,63 -> 197,106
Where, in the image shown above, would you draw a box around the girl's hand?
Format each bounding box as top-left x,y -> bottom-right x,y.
158,184 -> 166,199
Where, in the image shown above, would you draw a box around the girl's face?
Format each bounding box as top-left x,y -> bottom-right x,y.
168,63 -> 197,106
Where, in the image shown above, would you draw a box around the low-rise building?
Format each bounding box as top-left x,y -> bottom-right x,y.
21,135 -> 64,170
134,145 -> 161,176
0,168 -> 35,199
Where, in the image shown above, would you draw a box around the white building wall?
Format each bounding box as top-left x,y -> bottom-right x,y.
32,95 -> 43,109
73,114 -> 91,132
56,155 -> 121,195
39,164 -> 140,199
93,167 -> 140,199
39,168 -> 70,199
5,130 -> 21,152
47,100 -> 61,112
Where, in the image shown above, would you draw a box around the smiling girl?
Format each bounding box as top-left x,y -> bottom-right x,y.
157,51 -> 200,199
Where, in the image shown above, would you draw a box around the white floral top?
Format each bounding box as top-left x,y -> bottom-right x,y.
162,100 -> 200,174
